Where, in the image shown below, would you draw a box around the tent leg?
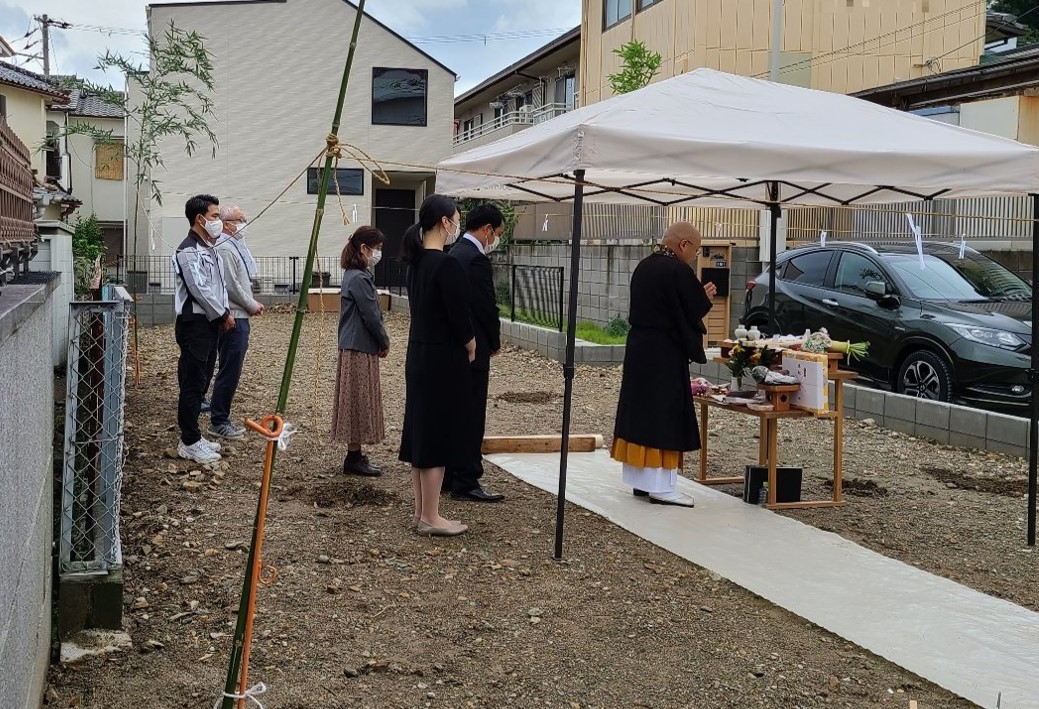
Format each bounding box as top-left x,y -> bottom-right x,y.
555,169 -> 586,561
767,182 -> 781,336
1028,194 -> 1039,546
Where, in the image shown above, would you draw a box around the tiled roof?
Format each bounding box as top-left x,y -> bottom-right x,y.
48,76 -> 123,118
0,61 -> 67,99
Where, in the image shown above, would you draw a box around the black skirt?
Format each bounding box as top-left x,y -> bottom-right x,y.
399,341 -> 472,468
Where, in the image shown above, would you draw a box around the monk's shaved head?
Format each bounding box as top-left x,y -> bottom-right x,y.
661,222 -> 702,266
662,222 -> 701,250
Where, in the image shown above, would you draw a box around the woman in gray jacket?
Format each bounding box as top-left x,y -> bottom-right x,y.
332,225 -> 390,476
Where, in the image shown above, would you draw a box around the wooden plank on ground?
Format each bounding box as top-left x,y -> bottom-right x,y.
482,435 -> 604,455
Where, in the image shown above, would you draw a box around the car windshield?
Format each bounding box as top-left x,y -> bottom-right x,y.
883,252 -> 1032,302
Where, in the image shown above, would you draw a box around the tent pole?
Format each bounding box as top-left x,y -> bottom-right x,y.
555,169 -> 586,560
1028,194 -> 1039,546
767,182 -> 780,335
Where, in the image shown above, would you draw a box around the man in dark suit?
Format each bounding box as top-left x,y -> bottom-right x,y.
445,203 -> 506,502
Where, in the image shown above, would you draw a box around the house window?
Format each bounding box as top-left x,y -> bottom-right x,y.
95,140 -> 124,181
462,118 -> 476,137
637,0 -> 661,10
306,167 -> 364,195
554,75 -> 576,108
493,104 -> 505,121
604,0 -> 632,29
0,93 -> 7,119
372,67 -> 428,126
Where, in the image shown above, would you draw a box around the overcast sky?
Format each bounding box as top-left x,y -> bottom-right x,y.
0,0 -> 580,94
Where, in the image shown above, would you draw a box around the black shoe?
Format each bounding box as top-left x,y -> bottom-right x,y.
450,487 -> 505,503
343,456 -> 381,477
633,489 -> 649,497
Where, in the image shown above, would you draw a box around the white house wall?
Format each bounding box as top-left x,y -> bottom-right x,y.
62,117 -> 126,223
145,0 -> 455,259
4,86 -> 47,176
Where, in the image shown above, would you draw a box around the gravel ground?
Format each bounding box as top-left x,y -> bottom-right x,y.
46,310 -> 1033,708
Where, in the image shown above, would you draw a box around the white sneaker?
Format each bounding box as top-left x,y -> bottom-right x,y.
199,437 -> 222,452
178,440 -> 222,463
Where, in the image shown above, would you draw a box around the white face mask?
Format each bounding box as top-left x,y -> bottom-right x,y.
445,218 -> 460,246
366,248 -> 382,269
233,222 -> 248,240
203,218 -> 223,238
487,232 -> 502,253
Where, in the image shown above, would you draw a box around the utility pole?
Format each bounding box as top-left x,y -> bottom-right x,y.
770,0 -> 783,82
32,14 -> 70,76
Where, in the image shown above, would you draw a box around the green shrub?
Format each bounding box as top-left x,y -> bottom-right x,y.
604,315 -> 631,338
495,279 -> 512,307
72,213 -> 106,298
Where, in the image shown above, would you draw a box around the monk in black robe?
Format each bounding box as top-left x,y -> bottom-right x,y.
610,222 -> 716,507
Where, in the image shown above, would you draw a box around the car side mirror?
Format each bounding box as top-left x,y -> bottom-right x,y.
878,294 -> 900,310
864,281 -> 887,298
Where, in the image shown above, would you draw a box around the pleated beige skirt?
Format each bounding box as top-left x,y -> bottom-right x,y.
331,349 -> 385,445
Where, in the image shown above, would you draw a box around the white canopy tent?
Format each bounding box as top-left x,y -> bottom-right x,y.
435,68 -> 1039,555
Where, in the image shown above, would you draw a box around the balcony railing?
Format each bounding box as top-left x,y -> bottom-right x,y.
454,102 -> 575,147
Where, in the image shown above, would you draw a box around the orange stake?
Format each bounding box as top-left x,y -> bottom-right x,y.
236,414 -> 283,708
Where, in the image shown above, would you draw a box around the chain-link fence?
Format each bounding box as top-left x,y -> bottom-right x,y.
60,286 -> 133,575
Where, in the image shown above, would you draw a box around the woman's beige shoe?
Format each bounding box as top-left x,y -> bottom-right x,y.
416,520 -> 468,537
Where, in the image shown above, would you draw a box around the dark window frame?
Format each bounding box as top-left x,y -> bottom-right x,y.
371,67 -> 429,127
603,0 -> 633,30
834,251 -> 889,297
306,167 -> 364,196
780,250 -> 833,288
637,0 -> 662,11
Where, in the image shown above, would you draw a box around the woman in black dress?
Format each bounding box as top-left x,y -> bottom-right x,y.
399,194 -> 476,536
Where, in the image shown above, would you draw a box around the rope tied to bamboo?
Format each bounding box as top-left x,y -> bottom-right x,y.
213,681 -> 267,709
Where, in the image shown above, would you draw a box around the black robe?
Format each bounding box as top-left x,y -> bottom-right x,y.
612,252 -> 713,453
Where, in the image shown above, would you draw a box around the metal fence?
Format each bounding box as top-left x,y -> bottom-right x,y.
111,255 -> 346,295
509,264 -> 564,331
60,286 -> 133,575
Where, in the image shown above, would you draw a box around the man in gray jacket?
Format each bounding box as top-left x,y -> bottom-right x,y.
209,204 -> 265,440
174,194 -> 235,464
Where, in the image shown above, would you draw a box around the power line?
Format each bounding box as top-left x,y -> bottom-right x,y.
755,4 -> 985,80
58,20 -> 571,45
929,1 -> 1039,63
408,27 -> 573,45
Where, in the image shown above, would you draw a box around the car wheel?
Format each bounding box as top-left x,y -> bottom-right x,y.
896,350 -> 953,402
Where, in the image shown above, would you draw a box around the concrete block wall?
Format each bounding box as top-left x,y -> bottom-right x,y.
507,243 -> 764,336
0,278 -> 58,709
31,221 -> 75,367
507,243 -> 645,327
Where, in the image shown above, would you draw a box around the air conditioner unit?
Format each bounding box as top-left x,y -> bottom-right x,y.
489,101 -> 504,109
519,104 -> 532,113
557,66 -> 575,78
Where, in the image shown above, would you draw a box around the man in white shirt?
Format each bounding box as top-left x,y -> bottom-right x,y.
209,205 -> 265,440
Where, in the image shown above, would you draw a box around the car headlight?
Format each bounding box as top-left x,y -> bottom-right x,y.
945,323 -> 1025,349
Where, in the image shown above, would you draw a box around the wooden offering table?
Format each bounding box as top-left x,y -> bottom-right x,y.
696,357 -> 856,510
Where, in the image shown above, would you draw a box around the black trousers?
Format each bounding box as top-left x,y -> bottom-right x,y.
210,318 -> 250,426
176,315 -> 219,445
444,367 -> 490,493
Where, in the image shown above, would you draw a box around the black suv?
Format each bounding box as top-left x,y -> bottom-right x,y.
743,242 -> 1032,410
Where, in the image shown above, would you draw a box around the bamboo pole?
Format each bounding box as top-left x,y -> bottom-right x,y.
218,3 -> 367,705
